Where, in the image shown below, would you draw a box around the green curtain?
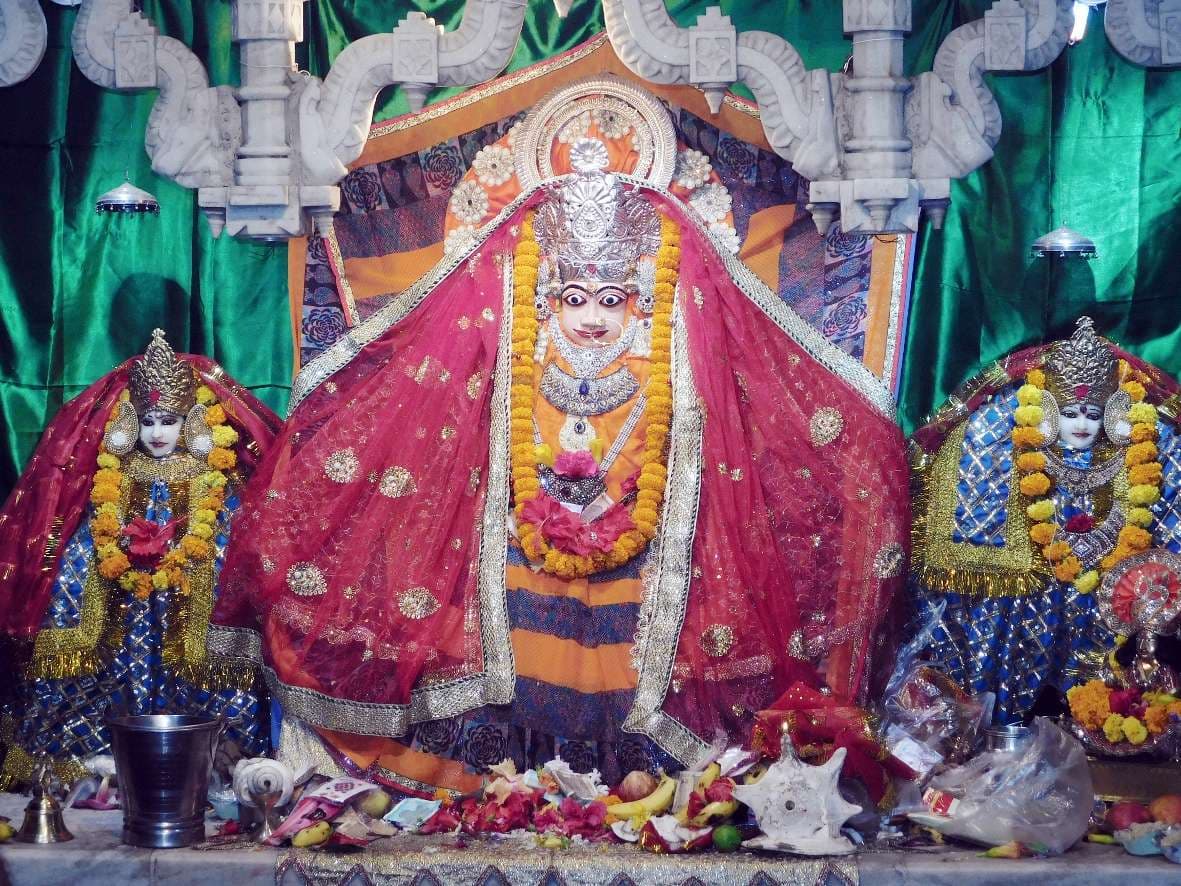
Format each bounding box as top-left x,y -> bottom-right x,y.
899,1 -> 1181,433
3,0 -> 1180,499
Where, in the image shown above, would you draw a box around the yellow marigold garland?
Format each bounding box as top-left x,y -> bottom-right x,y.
511,211 -> 678,579
90,385 -> 234,600
1013,362 -> 1162,595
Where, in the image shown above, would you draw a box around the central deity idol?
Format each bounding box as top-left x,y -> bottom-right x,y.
211,80 -> 909,794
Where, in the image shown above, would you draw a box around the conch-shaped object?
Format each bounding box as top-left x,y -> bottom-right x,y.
233,757 -> 296,842
732,746 -> 861,856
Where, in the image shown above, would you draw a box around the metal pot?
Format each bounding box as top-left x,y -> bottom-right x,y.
983,724 -> 1032,754
108,714 -> 225,848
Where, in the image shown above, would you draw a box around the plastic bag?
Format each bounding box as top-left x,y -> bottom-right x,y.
881,601 -> 993,774
911,718 -> 1094,854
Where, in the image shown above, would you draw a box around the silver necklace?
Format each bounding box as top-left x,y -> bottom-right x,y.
547,314 -> 636,379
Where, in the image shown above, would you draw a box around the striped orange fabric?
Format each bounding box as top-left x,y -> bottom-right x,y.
510,628 -> 638,694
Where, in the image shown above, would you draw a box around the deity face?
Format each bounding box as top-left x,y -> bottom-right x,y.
555,280 -> 632,346
1058,403 -> 1103,450
139,410 -> 182,458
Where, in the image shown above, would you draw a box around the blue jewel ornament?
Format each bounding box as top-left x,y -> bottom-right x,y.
579,380 -> 590,397
575,420 -> 586,434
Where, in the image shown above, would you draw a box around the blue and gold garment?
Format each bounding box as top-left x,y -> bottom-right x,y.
1,453 -> 265,787
911,390 -> 1181,724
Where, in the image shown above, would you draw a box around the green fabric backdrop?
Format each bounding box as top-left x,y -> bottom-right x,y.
2,0 -> 1180,499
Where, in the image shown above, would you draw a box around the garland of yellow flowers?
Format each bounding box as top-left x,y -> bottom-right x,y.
1012,362 -> 1162,594
90,385 -> 237,600
510,211 -> 678,579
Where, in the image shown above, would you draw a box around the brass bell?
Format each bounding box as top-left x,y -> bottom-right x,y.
15,759 -> 73,844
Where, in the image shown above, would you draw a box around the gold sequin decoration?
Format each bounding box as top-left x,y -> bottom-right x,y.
287,562 -> 328,597
467,467 -> 482,495
700,624 -> 735,658
439,369 -> 452,383
788,629 -> 807,660
809,407 -> 844,447
457,316 -> 471,330
262,556 -> 276,575
324,448 -> 359,483
343,585 -> 359,600
398,586 -> 440,620
450,538 -> 463,551
325,382 -> 338,394
466,373 -> 483,400
440,426 -> 456,441
379,466 -> 416,499
265,489 -> 280,501
873,541 -> 905,579
481,307 -> 495,323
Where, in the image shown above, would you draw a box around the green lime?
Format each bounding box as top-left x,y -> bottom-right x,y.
713,824 -> 742,852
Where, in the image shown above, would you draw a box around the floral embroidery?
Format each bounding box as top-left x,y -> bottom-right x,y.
873,542 -> 904,579
708,222 -> 740,255
444,225 -> 477,256
689,183 -> 732,223
701,624 -> 735,658
448,181 -> 490,225
555,111 -> 591,144
809,407 -> 844,447
675,149 -> 713,191
472,144 -> 514,187
324,448 -> 359,483
399,586 -> 440,620
379,466 -> 416,499
593,107 -> 632,140
287,562 -> 328,597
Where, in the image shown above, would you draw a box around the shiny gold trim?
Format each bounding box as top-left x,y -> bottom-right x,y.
29,563 -> 108,677
123,450 -> 207,484
206,625 -> 263,661
912,421 -> 1050,598
0,744 -> 89,793
883,234 -> 907,384
624,301 -> 710,765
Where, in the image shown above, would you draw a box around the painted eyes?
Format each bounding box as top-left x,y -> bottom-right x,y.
561,289 -> 626,308
1062,407 -> 1101,421
140,416 -> 179,427
563,292 -> 588,307
598,292 -> 624,308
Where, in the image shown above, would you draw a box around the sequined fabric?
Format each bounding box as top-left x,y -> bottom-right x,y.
4,482 -> 264,783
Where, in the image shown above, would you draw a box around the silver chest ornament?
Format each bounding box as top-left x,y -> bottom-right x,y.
732,745 -> 862,855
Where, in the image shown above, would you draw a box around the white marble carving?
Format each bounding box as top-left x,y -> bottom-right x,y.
0,0 -> 47,87
604,0 -> 1076,234
68,0 -> 526,240
1106,0 -> 1181,66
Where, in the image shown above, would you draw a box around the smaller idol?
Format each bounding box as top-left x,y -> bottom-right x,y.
0,330 -> 280,787
909,317 -> 1181,724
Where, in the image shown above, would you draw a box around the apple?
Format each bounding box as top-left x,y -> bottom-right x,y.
1149,794 -> 1181,825
358,788 -> 393,818
1106,801 -> 1152,832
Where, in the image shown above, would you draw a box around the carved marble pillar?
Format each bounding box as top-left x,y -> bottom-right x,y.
1106,0 -> 1181,66
813,0 -> 917,232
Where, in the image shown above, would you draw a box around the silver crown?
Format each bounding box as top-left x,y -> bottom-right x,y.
1044,317 -> 1118,408
534,138 -> 661,289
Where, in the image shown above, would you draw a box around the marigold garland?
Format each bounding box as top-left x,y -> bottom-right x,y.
90,384 -> 234,600
1013,361 -> 1162,595
511,211 -> 678,579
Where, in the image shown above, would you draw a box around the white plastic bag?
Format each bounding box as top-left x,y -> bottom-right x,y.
908,717 -> 1094,854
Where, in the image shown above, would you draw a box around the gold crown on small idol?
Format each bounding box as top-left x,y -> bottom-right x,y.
127,329 -> 195,416
1043,317 -> 1118,407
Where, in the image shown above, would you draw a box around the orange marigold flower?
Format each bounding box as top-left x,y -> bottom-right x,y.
1054,556 -> 1082,583
98,552 -> 131,580
94,468 -> 122,487
1029,523 -> 1057,546
1131,423 -> 1158,444
1016,452 -> 1047,472
91,483 -> 121,505
204,404 -> 227,426
1042,541 -> 1072,562
1019,472 -> 1052,497
1129,463 -> 1163,486
1119,525 -> 1152,551
1012,427 -> 1044,449
181,536 -> 211,559
1122,380 -> 1147,403
161,550 -> 187,570
1026,368 -> 1046,388
1126,442 -> 1158,466
91,512 -> 121,536
1145,705 -> 1169,735
207,447 -> 237,470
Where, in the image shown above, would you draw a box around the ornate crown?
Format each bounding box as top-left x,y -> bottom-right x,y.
1043,317 -> 1118,408
533,138 -> 661,289
128,329 -> 195,417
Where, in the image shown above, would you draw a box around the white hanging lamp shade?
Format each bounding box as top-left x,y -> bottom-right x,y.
1031,225 -> 1096,259
95,177 -> 159,215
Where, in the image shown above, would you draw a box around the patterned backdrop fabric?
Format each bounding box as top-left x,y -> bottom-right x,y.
295,43 -> 899,372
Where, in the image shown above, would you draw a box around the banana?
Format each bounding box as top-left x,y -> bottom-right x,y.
606,774 -> 676,819
688,799 -> 738,828
291,820 -> 332,848
0,822 -> 13,842
696,762 -> 721,792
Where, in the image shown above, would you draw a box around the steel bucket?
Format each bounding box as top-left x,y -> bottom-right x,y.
108,714 -> 225,848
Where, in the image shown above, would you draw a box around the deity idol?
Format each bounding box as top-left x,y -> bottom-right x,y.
910,317 -> 1181,724
211,81 -> 908,794
0,330 -> 279,787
